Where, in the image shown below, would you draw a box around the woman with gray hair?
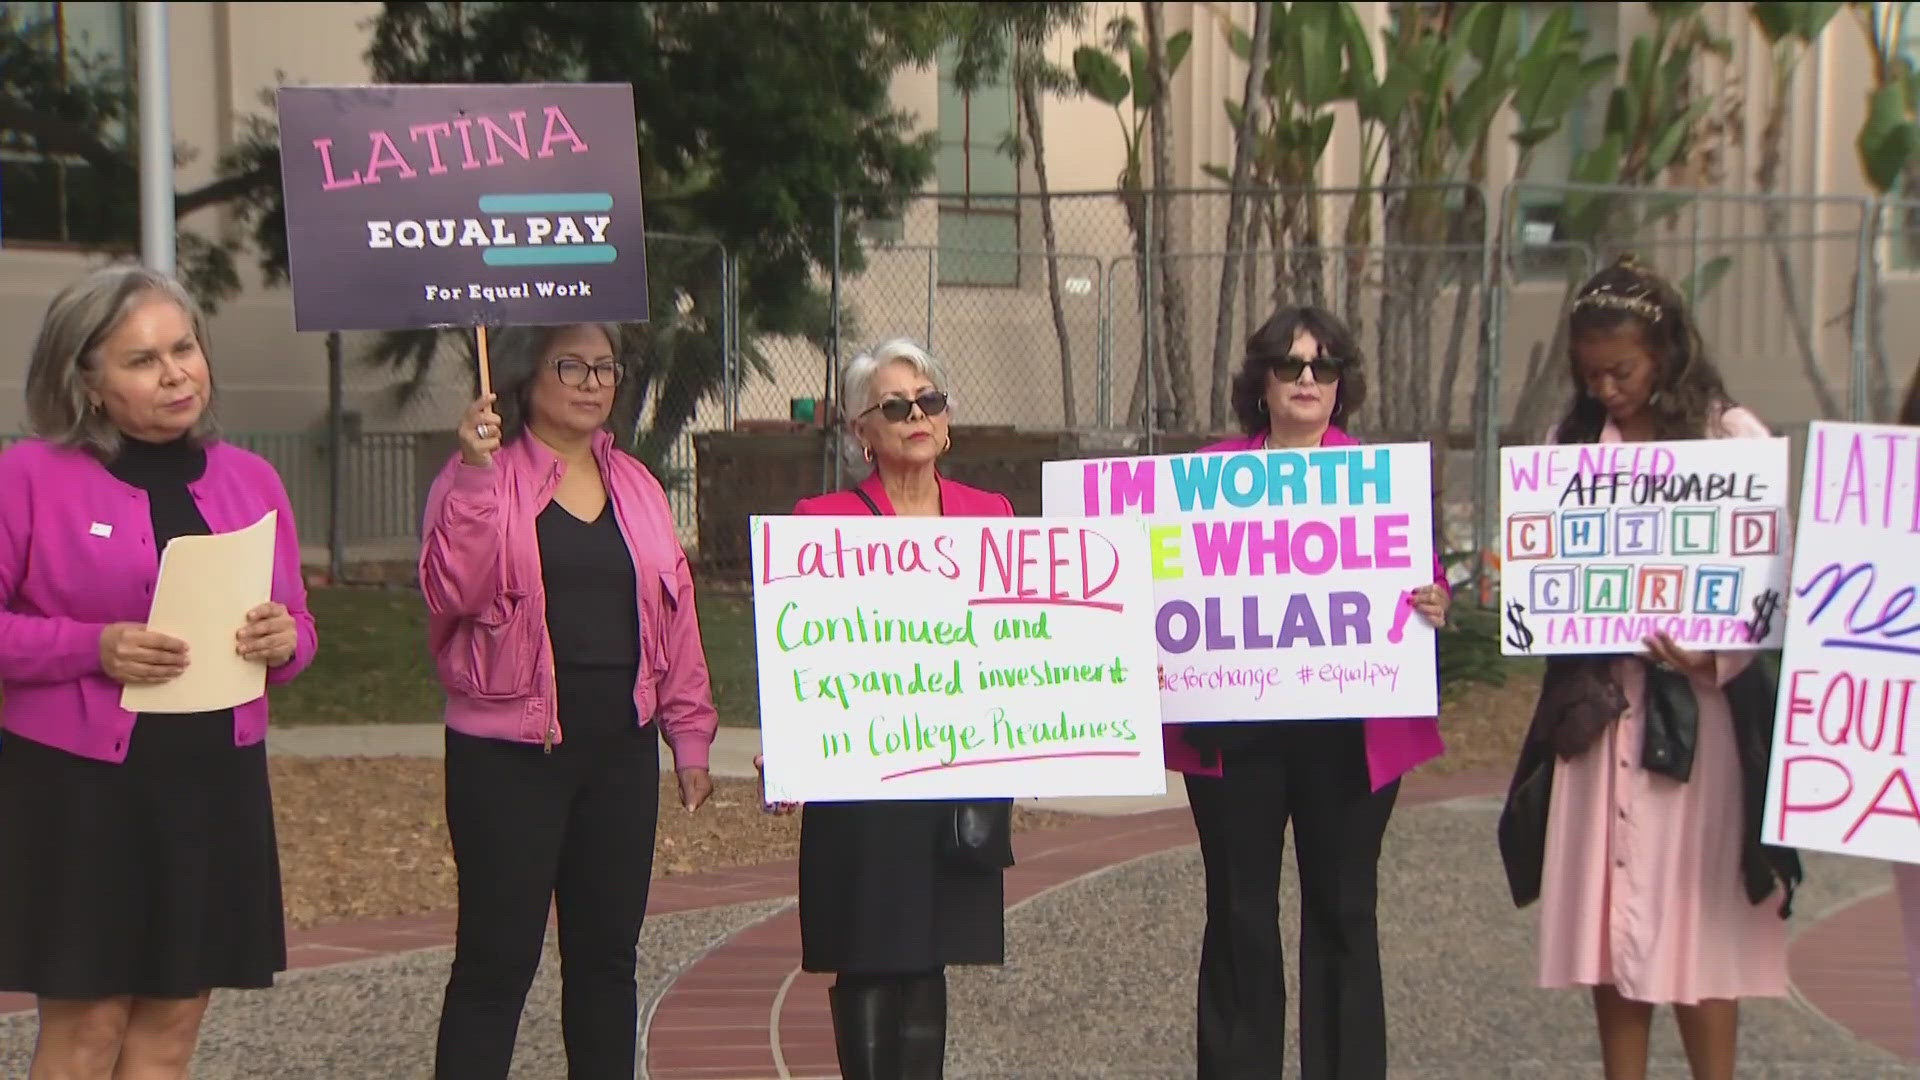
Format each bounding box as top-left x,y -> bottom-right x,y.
755,338 -> 1014,1079
418,321 -> 720,1079
0,264 -> 316,1077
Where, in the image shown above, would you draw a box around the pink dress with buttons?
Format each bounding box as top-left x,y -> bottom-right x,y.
1535,405 -> 1788,1005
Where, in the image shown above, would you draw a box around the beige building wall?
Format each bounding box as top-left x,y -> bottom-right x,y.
2,2 -> 1913,443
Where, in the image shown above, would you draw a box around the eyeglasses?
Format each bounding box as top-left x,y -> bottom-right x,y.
552,358 -> 624,389
859,390 -> 950,423
1270,355 -> 1346,384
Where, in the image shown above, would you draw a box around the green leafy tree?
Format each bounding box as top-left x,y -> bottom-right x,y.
1849,0 -> 1916,419
0,6 -> 284,311
945,2 -> 1090,426
358,1 -> 954,468
1506,1 -> 1739,439
1072,14 -> 1192,429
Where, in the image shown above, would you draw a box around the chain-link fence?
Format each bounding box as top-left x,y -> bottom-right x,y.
27,182 -> 1905,595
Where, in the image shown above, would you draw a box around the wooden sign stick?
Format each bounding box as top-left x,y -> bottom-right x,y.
475,324 -> 493,399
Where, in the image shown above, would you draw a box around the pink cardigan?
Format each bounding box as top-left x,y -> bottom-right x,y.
1160,426 -> 1447,790
0,438 -> 316,763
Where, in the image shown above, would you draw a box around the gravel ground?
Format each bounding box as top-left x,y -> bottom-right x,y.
272,758 -> 1082,929
0,899 -> 786,1079
946,796 -> 1907,1079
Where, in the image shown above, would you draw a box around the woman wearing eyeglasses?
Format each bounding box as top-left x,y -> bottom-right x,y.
755,338 -> 1014,1080
417,322 -> 720,1080
1169,306 -> 1449,1079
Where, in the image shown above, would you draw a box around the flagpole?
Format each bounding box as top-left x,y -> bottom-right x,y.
137,1 -> 175,274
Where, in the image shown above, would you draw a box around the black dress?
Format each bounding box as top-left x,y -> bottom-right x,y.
798,800 -> 1007,974
0,436 -> 286,999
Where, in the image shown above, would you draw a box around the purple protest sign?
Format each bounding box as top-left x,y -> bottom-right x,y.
275,83 -> 648,332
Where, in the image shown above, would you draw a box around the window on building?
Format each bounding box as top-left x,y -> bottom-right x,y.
1510,2 -> 1620,278
934,41 -> 1020,287
0,2 -> 137,247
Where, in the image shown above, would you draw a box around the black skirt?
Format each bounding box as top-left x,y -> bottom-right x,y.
0,715 -> 287,999
798,799 -> 1005,975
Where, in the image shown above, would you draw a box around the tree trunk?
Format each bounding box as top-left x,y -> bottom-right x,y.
1123,185 -> 1152,428
1343,185 -> 1372,344
1755,66 -> 1842,419
1209,0 -> 1272,430
1245,197 -> 1264,337
1143,1 -> 1194,431
1018,75 -> 1077,428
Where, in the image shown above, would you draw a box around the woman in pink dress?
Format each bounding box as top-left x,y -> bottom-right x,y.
1499,256 -> 1801,1080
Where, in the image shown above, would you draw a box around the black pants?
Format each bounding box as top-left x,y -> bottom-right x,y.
1184,723 -> 1399,1080
434,725 -> 661,1080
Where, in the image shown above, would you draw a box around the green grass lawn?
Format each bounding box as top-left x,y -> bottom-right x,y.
272,584 -> 762,726
275,583 -> 1512,727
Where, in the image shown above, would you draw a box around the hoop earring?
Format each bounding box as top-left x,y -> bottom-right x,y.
941,435 -> 952,454
861,443 -> 873,464
1258,398 -> 1269,414
1648,390 -> 1663,407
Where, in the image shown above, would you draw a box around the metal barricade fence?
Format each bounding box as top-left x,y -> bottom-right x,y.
10,184 -> 1906,595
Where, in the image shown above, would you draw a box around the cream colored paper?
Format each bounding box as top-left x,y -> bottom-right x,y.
121,510 -> 278,714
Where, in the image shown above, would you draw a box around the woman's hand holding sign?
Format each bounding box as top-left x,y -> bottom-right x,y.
459,393 -> 503,468
753,754 -> 799,816
1410,583 -> 1449,629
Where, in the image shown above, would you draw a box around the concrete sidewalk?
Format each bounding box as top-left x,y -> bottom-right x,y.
267,722 -> 1192,816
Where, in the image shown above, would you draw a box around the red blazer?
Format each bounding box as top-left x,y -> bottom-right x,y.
794,469 -> 1015,519
1161,425 -> 1448,791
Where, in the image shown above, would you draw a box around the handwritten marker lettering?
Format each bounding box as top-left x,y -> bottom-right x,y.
1039,443 -> 1442,724
1764,421 -> 1920,865
1498,436 -> 1791,656
751,515 -> 1165,802
1386,591 -> 1416,645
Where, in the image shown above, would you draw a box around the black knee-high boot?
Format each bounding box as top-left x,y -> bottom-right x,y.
899,970 -> 948,1079
829,977 -> 904,1080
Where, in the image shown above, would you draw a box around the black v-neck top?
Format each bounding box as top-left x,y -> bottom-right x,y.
535,498 -> 641,668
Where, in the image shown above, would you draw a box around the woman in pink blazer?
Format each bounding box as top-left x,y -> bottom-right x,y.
1174,306 -> 1449,1080
418,322 -> 719,1079
758,338 -> 1013,1080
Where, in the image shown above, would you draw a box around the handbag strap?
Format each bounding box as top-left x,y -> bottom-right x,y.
852,487 -> 883,516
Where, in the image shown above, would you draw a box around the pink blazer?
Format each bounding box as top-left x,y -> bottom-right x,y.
1160,425 -> 1447,790
418,429 -> 719,766
794,469 -> 1015,519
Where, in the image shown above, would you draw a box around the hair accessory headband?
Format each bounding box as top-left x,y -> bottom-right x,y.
1572,287 -> 1663,323
1574,253 -> 1664,324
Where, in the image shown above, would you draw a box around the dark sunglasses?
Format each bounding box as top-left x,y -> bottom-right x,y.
859,390 -> 950,423
1269,355 -> 1346,384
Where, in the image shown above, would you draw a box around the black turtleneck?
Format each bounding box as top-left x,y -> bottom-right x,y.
107,435 -> 210,549
107,435 -> 228,723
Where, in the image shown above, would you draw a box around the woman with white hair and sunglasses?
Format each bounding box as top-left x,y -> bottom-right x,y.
755,338 -> 1014,1079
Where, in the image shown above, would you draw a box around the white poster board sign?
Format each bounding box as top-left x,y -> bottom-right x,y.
1762,421 -> 1920,864
1040,443 -> 1438,723
751,515 -> 1165,802
1497,437 -> 1792,656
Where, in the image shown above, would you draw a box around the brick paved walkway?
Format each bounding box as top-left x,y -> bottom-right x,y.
1,770 -> 1910,1079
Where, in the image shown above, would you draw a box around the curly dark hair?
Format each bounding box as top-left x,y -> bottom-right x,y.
1230,305 -> 1369,436
1553,255 -> 1733,444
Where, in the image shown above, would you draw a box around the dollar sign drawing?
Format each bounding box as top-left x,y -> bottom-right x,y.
1504,600 -> 1536,653
1748,589 -> 1781,643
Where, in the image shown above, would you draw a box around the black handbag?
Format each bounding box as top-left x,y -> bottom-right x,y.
851,486 -> 1015,873
942,799 -> 1016,871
